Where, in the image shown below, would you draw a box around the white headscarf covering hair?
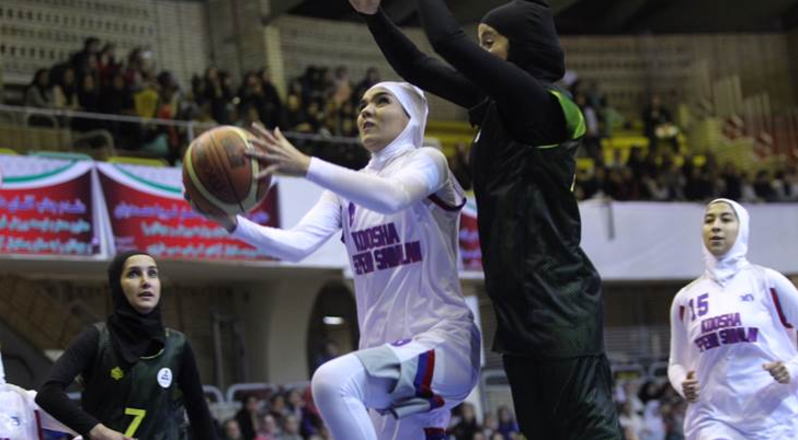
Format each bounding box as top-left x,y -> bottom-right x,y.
363,81 -> 428,170
702,198 -> 750,286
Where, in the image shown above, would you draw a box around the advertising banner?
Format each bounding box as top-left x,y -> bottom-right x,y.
96,163 -> 280,260
0,155 -> 101,256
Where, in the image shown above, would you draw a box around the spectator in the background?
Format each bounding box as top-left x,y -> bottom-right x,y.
599,95 -> 625,139
641,401 -> 667,440
73,73 -> 101,131
254,414 -> 280,440
330,65 -> 353,108
496,405 -> 520,438
622,381 -> 645,414
97,43 -> 121,87
619,401 -> 644,440
222,419 -> 244,440
448,403 -> 481,440
133,72 -> 159,119
738,172 -> 759,203
638,381 -> 664,405
268,393 -> 288,421
25,69 -> 54,108
575,92 -> 601,159
304,99 -> 325,133
642,94 -> 679,154
719,162 -> 742,201
281,415 -> 303,440
238,72 -> 268,123
285,389 -> 305,422
482,412 -> 499,438
258,68 -> 284,129
53,67 -> 79,111
753,169 -> 776,202
235,395 -> 261,440
69,37 -> 101,77
204,67 -> 233,124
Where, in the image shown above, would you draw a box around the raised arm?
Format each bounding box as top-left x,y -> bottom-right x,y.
357,7 -> 481,109
232,189 -> 342,262
305,148 -> 448,214
417,0 -> 567,144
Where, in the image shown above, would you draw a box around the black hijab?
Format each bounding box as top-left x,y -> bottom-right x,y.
107,251 -> 166,364
481,0 -> 565,83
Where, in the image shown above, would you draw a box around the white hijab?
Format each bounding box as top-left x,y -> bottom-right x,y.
363,81 -> 429,170
702,198 -> 750,286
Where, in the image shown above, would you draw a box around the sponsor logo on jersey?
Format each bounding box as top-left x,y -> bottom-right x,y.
111,366 -> 124,381
740,293 -> 754,302
157,367 -> 173,388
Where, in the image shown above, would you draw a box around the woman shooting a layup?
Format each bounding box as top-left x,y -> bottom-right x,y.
348,0 -> 621,438
669,199 -> 798,439
193,82 -> 481,439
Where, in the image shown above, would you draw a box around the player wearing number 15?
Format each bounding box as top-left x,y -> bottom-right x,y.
668,199 -> 798,440
36,251 -> 218,440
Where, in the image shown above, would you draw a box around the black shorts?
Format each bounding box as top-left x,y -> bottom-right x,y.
503,354 -> 622,440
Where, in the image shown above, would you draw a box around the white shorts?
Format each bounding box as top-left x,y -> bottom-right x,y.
354,333 -> 480,436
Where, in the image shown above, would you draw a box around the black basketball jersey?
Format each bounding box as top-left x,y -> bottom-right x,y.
469,90 -> 606,359
81,323 -> 188,440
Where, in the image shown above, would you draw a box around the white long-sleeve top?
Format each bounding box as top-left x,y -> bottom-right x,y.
668,199 -> 798,439
232,143 -> 477,353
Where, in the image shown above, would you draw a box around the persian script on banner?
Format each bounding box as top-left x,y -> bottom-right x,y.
0,155 -> 102,256
96,163 -> 280,260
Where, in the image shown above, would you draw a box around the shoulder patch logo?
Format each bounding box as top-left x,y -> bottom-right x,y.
157,367 -> 173,388
110,367 -> 124,381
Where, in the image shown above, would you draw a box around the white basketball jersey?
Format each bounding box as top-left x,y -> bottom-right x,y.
338,148 -> 475,353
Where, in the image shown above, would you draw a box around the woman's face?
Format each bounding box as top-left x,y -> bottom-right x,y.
119,255 -> 161,314
702,202 -> 740,257
357,87 -> 409,153
37,71 -> 49,87
478,23 -> 509,61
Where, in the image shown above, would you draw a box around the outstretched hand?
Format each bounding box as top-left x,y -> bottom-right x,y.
764,361 -> 791,384
248,123 -> 311,180
348,0 -> 381,15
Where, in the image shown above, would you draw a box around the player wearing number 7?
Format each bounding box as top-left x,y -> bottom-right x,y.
668,199 -> 798,440
36,252 -> 218,440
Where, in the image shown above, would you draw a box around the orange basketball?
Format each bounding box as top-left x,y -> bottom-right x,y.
182,126 -> 271,217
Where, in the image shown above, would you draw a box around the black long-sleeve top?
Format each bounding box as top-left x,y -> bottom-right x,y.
36,326 -> 218,439
364,2 -> 566,144
364,1 -> 606,358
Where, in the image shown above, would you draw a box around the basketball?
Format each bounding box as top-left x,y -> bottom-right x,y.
182,126 -> 271,216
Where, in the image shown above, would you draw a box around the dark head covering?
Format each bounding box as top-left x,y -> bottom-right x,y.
107,250 -> 166,364
481,0 -> 565,83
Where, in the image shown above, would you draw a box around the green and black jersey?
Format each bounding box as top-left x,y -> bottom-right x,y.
81,323 -> 188,440
469,90 -> 605,359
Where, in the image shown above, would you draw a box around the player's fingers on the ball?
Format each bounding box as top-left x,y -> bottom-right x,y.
256,165 -> 279,180
245,149 -> 271,161
250,137 -> 275,151
251,122 -> 268,136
